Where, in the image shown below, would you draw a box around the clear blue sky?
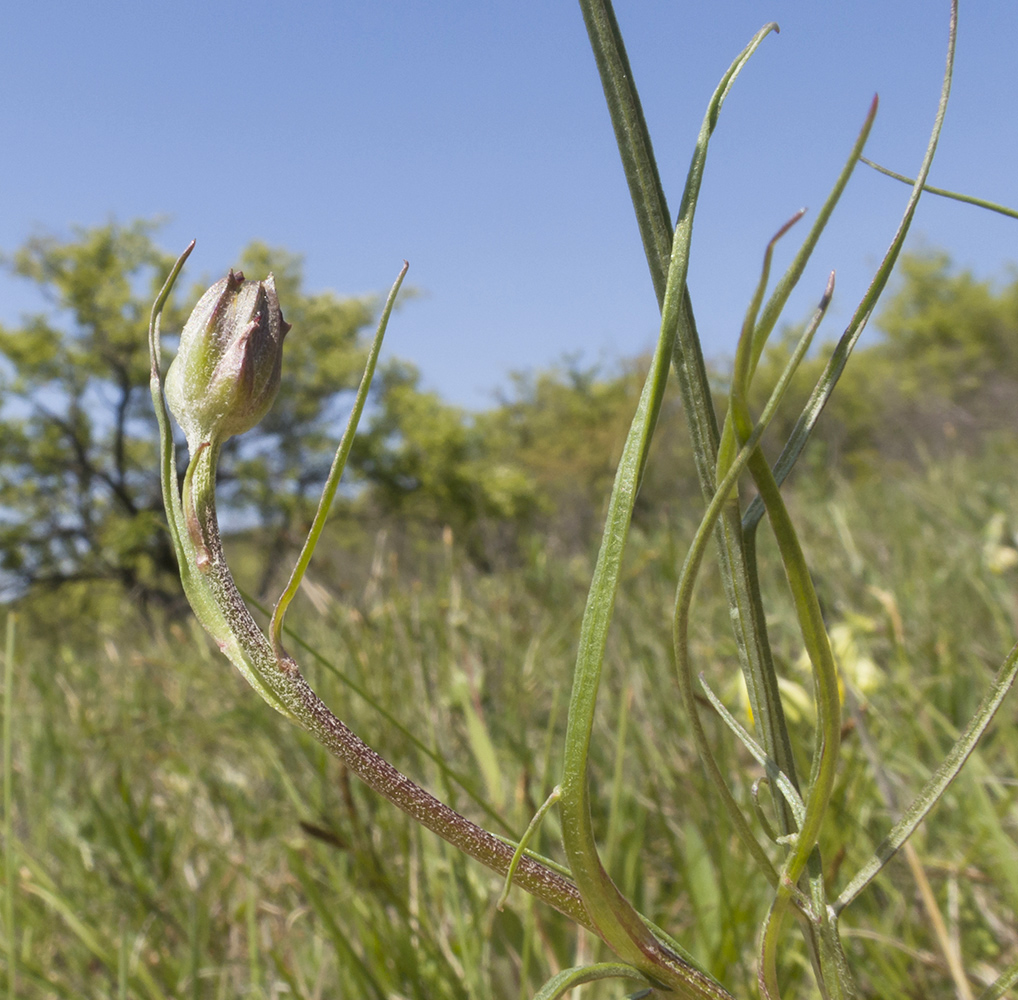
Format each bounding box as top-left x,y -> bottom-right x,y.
2,2 -> 1016,409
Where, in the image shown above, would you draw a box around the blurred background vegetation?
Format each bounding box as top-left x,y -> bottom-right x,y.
1,223 -> 1017,997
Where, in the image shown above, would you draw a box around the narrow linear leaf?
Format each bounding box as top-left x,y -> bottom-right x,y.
270,261 -> 409,654
748,95 -> 878,385
835,640 -> 1018,913
579,0 -> 804,851
559,22 -> 776,996
697,673 -> 806,828
577,0 -> 673,302
976,955 -> 1018,1000
532,962 -> 651,1000
861,156 -> 1018,220
498,786 -> 560,911
745,0 -> 959,534
672,276 -> 834,885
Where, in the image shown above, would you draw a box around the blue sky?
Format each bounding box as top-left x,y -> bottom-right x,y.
2,2 -> 1016,409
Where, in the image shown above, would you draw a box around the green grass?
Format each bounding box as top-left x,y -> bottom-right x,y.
3,444 -> 1016,998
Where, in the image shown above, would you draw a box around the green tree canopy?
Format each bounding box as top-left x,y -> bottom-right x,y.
2,228 -> 1012,605
879,251 -> 1018,405
352,359 -> 681,567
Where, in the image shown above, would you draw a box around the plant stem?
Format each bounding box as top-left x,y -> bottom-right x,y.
208,473 -> 600,932
150,250 -> 599,938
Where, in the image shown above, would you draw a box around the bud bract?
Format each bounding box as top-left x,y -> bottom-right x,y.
165,270 -> 290,451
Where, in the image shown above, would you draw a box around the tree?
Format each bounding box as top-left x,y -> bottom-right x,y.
479,362 -> 655,551
877,251 -> 1018,425
352,359 -> 540,569
7,228 -> 1009,608
352,357 -> 690,568
0,220 -> 640,603
0,222 -> 381,604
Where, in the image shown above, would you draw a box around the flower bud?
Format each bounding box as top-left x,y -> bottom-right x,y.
165,270 -> 291,451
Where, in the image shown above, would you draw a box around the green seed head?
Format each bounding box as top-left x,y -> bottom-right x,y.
165,269 -> 291,451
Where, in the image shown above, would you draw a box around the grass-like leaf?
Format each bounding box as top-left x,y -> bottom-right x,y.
672,275 -> 833,890
531,962 -> 652,1000
270,261 -> 409,656
835,639 -> 1018,914
498,786 -> 560,911
697,672 -> 806,829
860,156 -> 1018,220
977,955 -> 1018,1000
743,0 -> 959,536
558,22 -> 776,998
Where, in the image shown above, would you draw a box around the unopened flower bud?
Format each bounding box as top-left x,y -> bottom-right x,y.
166,270 -> 291,451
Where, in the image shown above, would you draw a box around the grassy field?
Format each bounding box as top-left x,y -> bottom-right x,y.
3,441 -> 1017,999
